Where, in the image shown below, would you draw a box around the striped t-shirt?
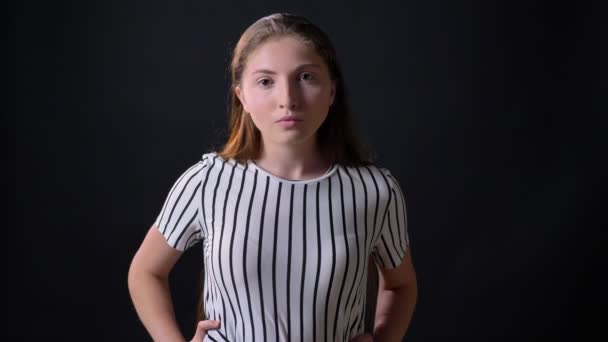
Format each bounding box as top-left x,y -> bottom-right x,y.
154,152 -> 410,342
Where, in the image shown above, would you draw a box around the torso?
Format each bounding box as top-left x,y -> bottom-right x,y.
155,152 -> 406,342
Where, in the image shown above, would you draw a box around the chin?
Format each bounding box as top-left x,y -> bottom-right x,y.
275,132 -> 316,146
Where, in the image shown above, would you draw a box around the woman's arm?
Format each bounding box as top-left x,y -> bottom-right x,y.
128,226 -> 186,342
372,248 -> 418,341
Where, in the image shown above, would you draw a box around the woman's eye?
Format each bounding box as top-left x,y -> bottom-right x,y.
258,79 -> 272,87
300,72 -> 314,81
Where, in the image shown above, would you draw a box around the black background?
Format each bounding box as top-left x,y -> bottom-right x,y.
13,0 -> 605,340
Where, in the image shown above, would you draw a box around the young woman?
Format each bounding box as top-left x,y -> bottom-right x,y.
128,13 -> 417,342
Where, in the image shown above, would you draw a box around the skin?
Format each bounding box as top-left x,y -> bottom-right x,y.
128,35 -> 417,342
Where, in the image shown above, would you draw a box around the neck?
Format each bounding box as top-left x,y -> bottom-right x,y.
255,138 -> 330,181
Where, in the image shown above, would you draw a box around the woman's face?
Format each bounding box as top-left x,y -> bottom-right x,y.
235,36 -> 336,149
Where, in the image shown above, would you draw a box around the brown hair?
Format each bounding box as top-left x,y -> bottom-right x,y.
217,12 -> 374,167
197,12 -> 376,326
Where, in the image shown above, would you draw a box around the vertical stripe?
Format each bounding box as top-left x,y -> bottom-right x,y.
349,167 -> 370,335
332,169 -> 349,341
374,170 -> 395,268
386,208 -> 399,259
257,176 -> 270,341
388,174 -> 409,250
199,159 -> 213,238
217,163 -> 238,333
299,184 -> 308,342
365,166 -> 381,245
242,169 -> 258,341
272,182 -> 283,342
376,169 -> 394,245
286,184 -> 294,341
390,188 -> 405,254
194,162 -> 210,239
210,157 -> 226,323
204,248 -> 210,318
228,164 -> 248,340
357,281 -> 366,333
200,158 -> 215,320
360,167 -> 382,334
323,178 -> 337,342
341,167 -> 362,339
381,233 -> 397,268
312,183 -> 321,342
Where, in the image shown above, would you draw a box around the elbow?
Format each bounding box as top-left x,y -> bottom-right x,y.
127,259 -> 141,295
127,258 -> 168,292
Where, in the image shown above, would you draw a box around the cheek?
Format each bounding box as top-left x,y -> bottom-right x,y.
309,84 -> 331,100
304,87 -> 331,108
247,111 -> 268,132
247,91 -> 274,112
247,97 -> 272,127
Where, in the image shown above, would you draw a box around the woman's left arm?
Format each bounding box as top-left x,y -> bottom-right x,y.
372,248 -> 418,342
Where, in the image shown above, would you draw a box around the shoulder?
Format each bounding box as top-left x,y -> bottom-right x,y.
196,151 -> 252,183
378,167 -> 397,186
339,163 -> 391,179
186,154 -> 210,174
376,166 -> 404,190
377,166 -> 393,178
171,152 -> 216,183
201,151 -> 241,168
201,152 -> 215,165
339,163 -> 395,195
366,164 -> 403,199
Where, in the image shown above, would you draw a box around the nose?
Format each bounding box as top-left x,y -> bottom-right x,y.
278,79 -> 299,110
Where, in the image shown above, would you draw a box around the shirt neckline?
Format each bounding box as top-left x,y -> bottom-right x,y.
247,159 -> 337,184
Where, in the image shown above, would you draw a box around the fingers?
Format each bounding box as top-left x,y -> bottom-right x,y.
197,320 -> 221,331
190,320 -> 221,342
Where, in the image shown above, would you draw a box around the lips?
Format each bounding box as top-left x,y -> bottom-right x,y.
276,115 -> 303,122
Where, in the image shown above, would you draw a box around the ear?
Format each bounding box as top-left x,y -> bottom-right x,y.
329,80 -> 336,106
235,85 -> 249,113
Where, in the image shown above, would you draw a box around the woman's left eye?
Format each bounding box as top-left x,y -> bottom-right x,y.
299,72 -> 314,81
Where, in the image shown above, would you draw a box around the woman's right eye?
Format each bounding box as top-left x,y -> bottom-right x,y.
257,79 -> 272,87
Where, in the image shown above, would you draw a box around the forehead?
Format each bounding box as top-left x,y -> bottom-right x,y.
243,36 -> 325,73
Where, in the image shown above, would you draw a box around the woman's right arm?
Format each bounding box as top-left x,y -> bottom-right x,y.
128,225 -> 186,342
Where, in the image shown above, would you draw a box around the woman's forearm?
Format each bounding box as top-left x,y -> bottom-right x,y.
372,281 -> 418,341
128,270 -> 186,342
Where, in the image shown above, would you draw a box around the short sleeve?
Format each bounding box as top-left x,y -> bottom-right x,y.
371,168 -> 410,269
153,159 -> 207,251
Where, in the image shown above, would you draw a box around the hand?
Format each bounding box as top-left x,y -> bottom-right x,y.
189,320 -> 221,342
350,333 -> 373,341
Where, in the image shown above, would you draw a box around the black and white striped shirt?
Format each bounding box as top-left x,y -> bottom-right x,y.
154,152 -> 410,342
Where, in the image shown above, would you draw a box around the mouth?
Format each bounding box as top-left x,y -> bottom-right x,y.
276,117 -> 303,123
276,118 -> 303,128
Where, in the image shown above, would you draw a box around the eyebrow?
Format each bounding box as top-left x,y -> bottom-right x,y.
251,64 -> 322,75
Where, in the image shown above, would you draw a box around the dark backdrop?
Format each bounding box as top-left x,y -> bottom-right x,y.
13,0 -> 605,340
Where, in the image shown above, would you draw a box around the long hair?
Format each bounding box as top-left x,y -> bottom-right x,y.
197,12 -> 376,327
